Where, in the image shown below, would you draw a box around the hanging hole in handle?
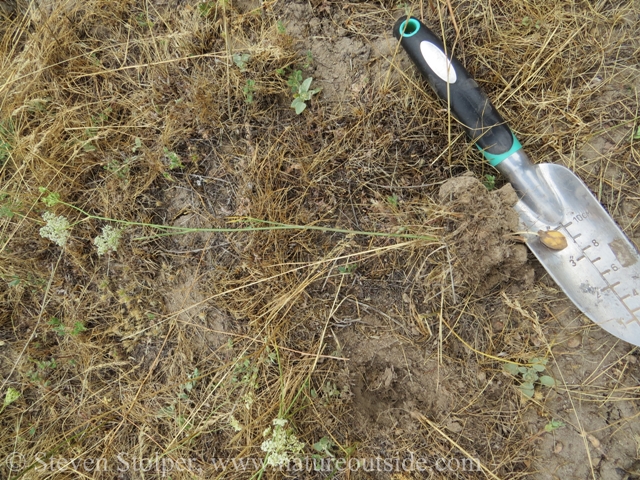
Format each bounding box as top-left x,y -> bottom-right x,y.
399,18 -> 420,37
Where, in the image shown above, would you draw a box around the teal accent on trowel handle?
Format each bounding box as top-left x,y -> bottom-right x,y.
479,132 -> 523,167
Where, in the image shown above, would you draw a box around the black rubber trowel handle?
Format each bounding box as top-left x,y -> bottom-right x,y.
393,16 -> 520,165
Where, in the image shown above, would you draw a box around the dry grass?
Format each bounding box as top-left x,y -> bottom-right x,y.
1,0 -> 639,479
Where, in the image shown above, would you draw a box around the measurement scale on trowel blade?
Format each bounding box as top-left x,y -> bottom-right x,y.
393,16 -> 640,347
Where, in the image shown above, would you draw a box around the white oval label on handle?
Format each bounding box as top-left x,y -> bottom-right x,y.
420,41 -> 457,84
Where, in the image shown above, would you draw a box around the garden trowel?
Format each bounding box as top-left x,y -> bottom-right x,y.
393,16 -> 640,347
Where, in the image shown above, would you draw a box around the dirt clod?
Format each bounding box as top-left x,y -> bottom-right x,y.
438,174 -> 534,294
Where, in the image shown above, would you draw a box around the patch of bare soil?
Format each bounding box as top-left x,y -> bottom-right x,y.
2,1 -> 640,479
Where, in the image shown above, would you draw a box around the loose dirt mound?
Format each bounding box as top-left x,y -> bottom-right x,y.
438,174 -> 534,296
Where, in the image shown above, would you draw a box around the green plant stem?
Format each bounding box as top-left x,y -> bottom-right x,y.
59,201 -> 438,242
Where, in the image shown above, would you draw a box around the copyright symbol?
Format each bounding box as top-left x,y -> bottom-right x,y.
5,452 -> 26,471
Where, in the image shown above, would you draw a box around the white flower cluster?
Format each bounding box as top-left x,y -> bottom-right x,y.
229,415 -> 243,432
39,212 -> 71,247
94,225 -> 123,256
260,418 -> 305,467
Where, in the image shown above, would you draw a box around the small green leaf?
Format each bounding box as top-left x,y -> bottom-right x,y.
503,363 -> 520,375
539,375 -> 556,387
40,189 -> 61,207
519,385 -> 534,398
518,366 -> 528,374
520,381 -> 535,391
483,174 -> 496,191
4,387 -> 20,407
338,263 -> 357,274
313,436 -> 334,454
233,53 -> 251,71
71,321 -> 87,336
300,77 -> 313,93
633,126 -> 640,140
532,363 -> 546,372
292,98 -> 307,114
544,419 -> 565,432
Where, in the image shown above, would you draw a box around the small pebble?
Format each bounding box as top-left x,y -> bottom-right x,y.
446,421 -> 463,433
553,441 -> 564,454
567,337 -> 581,348
477,371 -> 487,383
587,434 -> 601,449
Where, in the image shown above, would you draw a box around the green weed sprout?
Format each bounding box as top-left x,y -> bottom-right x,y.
243,79 -> 255,104
288,70 -> 321,114
163,147 -> 183,170
483,174 -> 496,191
261,418 -> 305,467
312,436 -> 335,458
544,419 -> 565,432
233,53 -> 250,71
503,357 -> 556,398
1,387 -> 20,414
49,317 -> 86,336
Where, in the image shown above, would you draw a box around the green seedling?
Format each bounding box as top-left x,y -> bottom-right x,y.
233,53 -> 250,71
104,157 -> 131,180
135,12 -> 153,28
179,368 -> 199,400
386,194 -> 399,208
338,263 -> 357,275
27,358 -> 57,387
158,368 -> 200,428
632,125 -> 640,141
483,174 -> 496,191
544,419 -> 565,432
243,79 -> 255,104
312,436 -> 335,458
49,317 -> 87,337
163,147 -> 184,170
302,50 -> 313,70
287,70 -> 321,114
521,16 -> 541,29
277,20 -> 286,34
0,388 -> 20,415
503,357 -> 556,398
199,1 -> 214,17
0,193 -> 18,218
